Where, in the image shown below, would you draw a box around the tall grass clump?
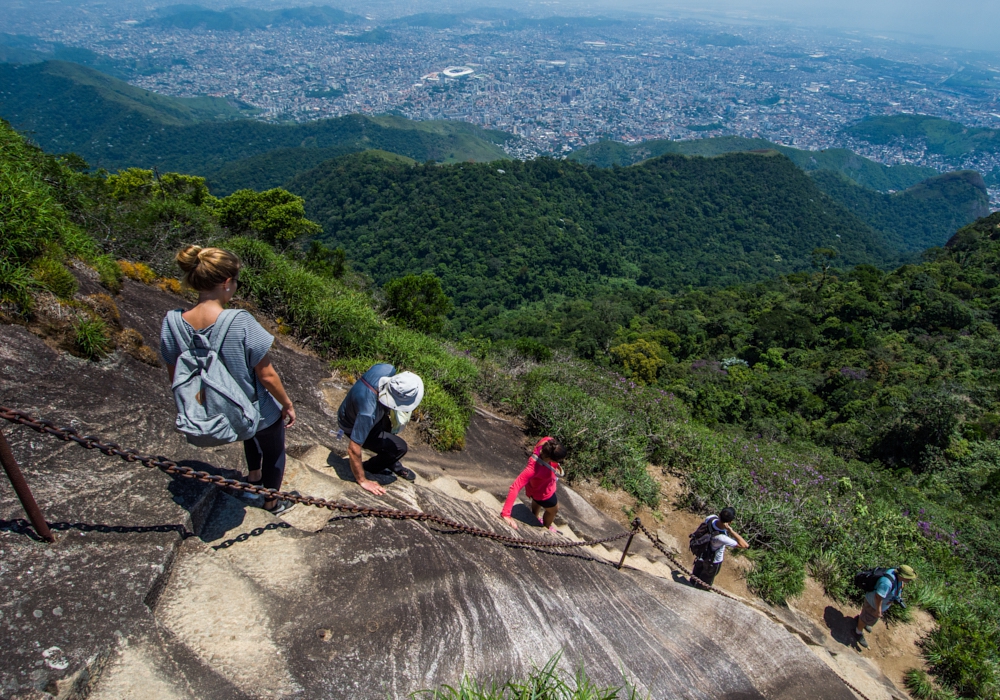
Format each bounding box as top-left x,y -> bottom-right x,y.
226,237 -> 476,449
73,317 -> 109,360
905,669 -> 958,700
414,655 -> 646,700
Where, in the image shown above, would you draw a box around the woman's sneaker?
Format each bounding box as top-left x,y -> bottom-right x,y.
855,630 -> 869,649
264,499 -> 294,517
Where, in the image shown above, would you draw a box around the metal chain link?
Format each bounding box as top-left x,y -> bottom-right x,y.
634,521 -> 743,601
0,406 -> 630,554
0,405 -> 877,700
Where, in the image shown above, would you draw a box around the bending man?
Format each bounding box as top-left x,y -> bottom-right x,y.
338,363 -> 423,496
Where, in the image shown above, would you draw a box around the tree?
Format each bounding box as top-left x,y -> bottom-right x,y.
383,273 -> 453,334
214,188 -> 321,247
811,246 -> 838,291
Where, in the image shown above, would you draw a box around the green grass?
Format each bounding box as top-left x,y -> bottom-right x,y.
73,317 -> 109,359
414,655 -> 645,700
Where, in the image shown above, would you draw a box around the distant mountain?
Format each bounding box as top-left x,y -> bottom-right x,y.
0,33 -> 129,78
0,61 -> 243,157
569,136 -> 936,191
143,5 -> 364,30
844,114 -> 1000,161
811,169 -> 990,252
0,61 -> 513,177
288,150 -> 894,329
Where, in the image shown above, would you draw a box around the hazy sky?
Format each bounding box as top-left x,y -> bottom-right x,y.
574,0 -> 1000,53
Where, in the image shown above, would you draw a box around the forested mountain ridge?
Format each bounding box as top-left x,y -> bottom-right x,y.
0,61 -> 512,172
569,135 -> 937,191
845,114 -> 1000,161
0,60 -> 243,141
811,169 -> 989,252
289,150 -> 894,329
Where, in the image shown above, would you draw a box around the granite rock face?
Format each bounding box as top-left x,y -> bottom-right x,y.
2,279 -> 857,699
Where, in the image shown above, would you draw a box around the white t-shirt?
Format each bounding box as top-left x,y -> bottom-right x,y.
709,526 -> 739,564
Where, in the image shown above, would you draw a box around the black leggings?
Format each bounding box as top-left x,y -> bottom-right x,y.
361,415 -> 408,472
243,418 -> 286,491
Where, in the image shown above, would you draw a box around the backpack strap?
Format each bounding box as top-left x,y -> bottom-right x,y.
165,309 -> 194,351
209,309 -> 245,354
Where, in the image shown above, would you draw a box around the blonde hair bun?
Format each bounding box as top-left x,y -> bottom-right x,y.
175,245 -> 241,291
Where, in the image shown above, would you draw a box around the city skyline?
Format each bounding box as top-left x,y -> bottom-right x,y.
2,2 -> 1000,205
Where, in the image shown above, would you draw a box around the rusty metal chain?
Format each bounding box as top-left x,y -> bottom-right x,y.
635,521 -> 744,602
1,405 -> 876,700
0,406 -> 631,555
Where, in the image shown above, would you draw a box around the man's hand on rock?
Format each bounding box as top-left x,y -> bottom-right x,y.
360,479 -> 386,496
502,515 -> 518,530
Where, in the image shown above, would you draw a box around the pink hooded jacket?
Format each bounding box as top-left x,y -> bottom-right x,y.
501,437 -> 565,518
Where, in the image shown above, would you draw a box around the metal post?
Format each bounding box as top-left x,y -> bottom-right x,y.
0,426 -> 55,542
616,518 -> 641,570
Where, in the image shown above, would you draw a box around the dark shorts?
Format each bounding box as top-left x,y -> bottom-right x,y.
533,494 -> 558,509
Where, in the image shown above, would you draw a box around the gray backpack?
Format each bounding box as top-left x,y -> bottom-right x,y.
166,309 -> 261,447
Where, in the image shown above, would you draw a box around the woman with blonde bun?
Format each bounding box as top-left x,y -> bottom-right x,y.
159,245 -> 297,515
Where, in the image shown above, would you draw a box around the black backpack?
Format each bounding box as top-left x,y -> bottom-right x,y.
689,516 -> 720,560
854,567 -> 894,593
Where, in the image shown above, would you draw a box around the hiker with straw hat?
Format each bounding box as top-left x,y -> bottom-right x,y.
854,564 -> 917,649
337,363 -> 424,496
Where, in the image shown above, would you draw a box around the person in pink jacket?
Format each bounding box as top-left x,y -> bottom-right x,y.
500,437 -> 567,533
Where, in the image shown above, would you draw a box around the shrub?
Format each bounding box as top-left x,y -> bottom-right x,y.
384,272 -> 453,335
118,260 -> 158,284
746,550 -> 806,605
214,188 -> 320,247
157,278 -> 184,295
73,318 -> 109,360
31,257 -> 78,300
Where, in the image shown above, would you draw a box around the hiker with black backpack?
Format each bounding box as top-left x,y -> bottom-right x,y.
689,507 -> 749,589
853,565 -> 917,649
160,246 -> 297,516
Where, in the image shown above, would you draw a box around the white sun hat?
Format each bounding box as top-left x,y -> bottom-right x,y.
377,371 -> 424,411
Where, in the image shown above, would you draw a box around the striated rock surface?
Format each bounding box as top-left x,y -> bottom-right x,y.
2,279 -> 860,699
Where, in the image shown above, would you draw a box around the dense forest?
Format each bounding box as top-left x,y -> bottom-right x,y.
0,62 -> 511,172
809,169 -> 989,252
290,149 -> 984,329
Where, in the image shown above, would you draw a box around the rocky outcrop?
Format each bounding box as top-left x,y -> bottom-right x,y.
2,278 -> 861,699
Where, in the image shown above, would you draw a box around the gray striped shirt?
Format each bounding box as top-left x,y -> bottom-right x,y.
159,309 -> 282,430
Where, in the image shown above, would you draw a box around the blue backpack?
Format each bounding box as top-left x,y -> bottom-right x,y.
166,309 -> 261,447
